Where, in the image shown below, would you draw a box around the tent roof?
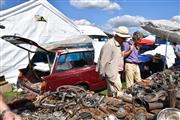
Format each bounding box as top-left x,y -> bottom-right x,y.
78,25 -> 107,36
141,20 -> 180,44
0,0 -> 80,32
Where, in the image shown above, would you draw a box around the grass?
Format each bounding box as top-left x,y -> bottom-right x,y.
2,91 -> 23,103
98,80 -> 127,96
3,80 -> 127,101
98,89 -> 107,96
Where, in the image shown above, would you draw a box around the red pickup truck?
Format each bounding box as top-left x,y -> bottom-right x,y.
1,35 -> 106,94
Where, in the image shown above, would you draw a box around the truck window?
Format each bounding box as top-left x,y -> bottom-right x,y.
55,51 -> 94,71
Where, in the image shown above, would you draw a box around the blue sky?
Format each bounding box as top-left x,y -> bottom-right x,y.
0,0 -> 180,33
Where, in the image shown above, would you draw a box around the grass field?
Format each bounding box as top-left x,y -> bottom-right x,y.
98,80 -> 126,96
2,91 -> 22,102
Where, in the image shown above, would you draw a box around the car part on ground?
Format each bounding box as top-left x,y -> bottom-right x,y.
156,108 -> 180,120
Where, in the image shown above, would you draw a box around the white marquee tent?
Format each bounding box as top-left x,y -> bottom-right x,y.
141,20 -> 180,44
0,0 -> 82,83
141,20 -> 179,68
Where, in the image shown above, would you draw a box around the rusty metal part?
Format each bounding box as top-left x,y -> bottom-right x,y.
143,90 -> 167,103
82,93 -> 104,107
146,112 -> 156,120
176,99 -> 180,108
39,85 -> 86,108
99,107 -> 110,115
135,112 -> 147,120
135,107 -> 146,113
122,95 -> 133,104
75,112 -> 93,120
116,105 -> 127,119
176,89 -> 180,99
124,104 -> 133,114
56,85 -> 87,98
146,102 -> 164,111
167,88 -> 177,108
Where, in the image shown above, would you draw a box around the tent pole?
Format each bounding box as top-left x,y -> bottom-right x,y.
164,33 -> 169,70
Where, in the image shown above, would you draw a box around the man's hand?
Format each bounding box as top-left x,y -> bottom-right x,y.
129,45 -> 134,51
2,110 -> 22,120
0,94 -> 22,120
123,45 -> 134,58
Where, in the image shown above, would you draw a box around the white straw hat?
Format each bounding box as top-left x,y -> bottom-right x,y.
115,26 -> 131,38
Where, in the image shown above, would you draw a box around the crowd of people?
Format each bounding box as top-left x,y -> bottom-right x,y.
97,26 -> 180,98
97,26 -> 144,97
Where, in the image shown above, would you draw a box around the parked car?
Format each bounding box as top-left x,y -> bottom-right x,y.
1,35 -> 107,94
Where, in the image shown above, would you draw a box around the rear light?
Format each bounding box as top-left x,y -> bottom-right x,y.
18,71 -> 27,81
40,81 -> 47,91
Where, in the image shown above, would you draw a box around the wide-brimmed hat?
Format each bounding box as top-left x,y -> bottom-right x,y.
115,26 -> 131,38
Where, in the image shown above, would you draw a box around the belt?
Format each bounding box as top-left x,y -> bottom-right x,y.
125,61 -> 139,65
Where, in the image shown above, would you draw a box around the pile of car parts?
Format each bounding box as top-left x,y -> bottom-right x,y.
18,85 -> 151,120
125,66 -> 180,119
19,85 -> 124,120
10,67 -> 180,120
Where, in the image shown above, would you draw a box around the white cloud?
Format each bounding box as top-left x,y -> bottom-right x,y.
74,15 -> 180,35
74,19 -> 94,26
103,2 -> 120,11
104,15 -> 147,33
171,15 -> 180,23
105,15 -> 180,34
70,0 -> 121,11
107,15 -> 145,28
0,0 -> 5,5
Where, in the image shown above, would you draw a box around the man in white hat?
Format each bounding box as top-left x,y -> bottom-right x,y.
96,26 -> 130,97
